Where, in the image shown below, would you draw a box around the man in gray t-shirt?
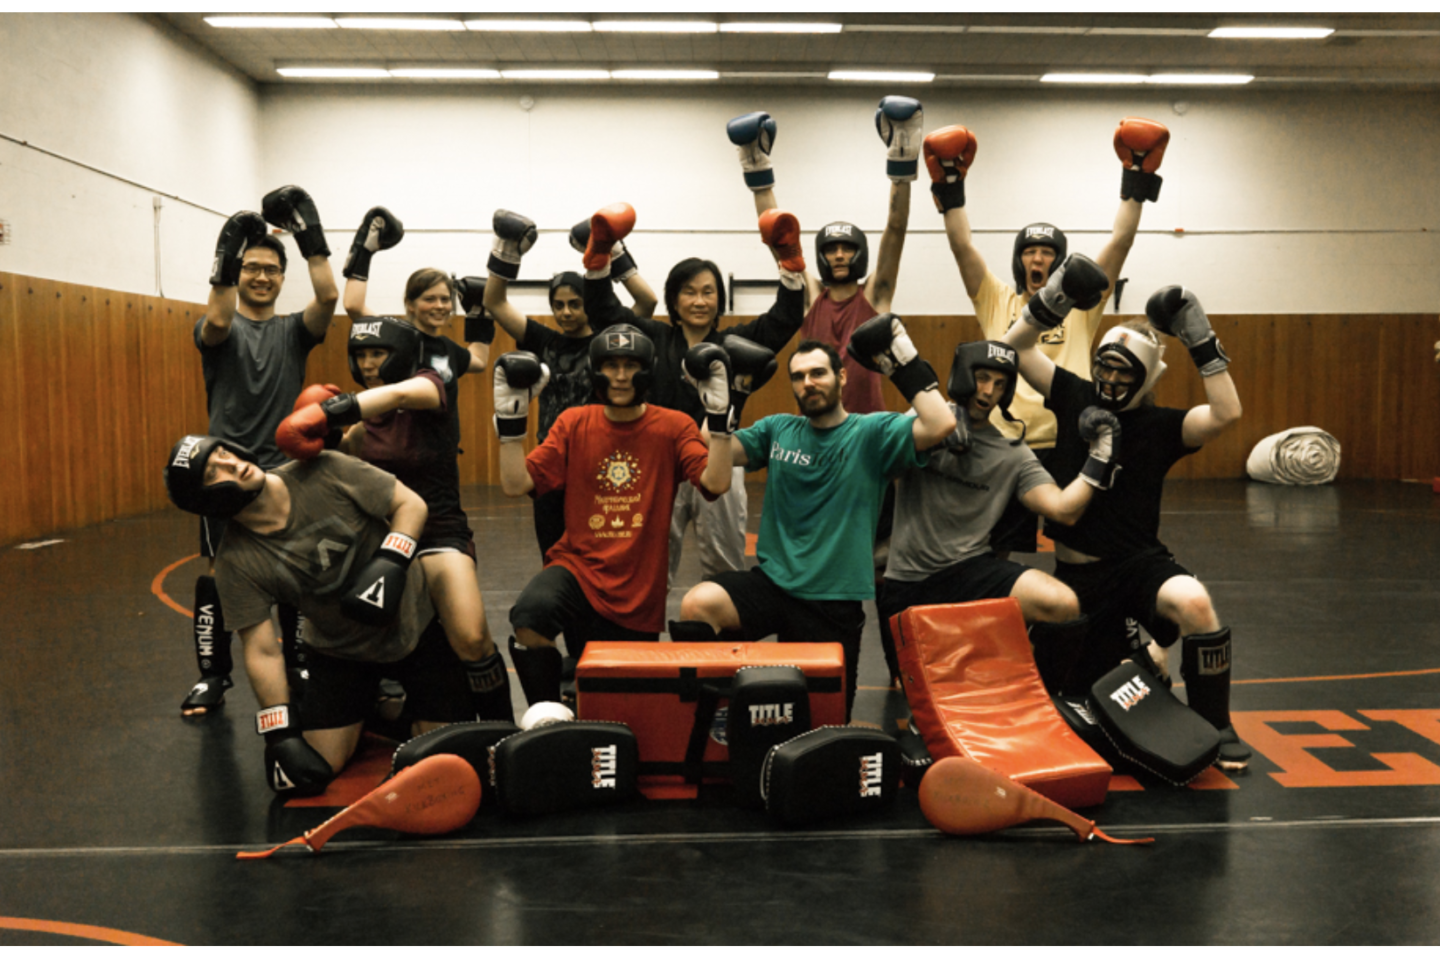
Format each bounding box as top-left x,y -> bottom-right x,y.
165,437 -> 471,795
878,340 -> 1117,682
182,189 -> 338,719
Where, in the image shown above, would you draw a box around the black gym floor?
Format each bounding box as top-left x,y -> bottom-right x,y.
1,479 -> 1436,945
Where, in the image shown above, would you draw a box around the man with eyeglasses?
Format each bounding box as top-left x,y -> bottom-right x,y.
181,190 -> 338,719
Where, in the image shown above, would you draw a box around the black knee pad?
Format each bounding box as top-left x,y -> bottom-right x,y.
668,619 -> 720,643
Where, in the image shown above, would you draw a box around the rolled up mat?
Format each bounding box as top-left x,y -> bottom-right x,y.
1246,427 -> 1341,485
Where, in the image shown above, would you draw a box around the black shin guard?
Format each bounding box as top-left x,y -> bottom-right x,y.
193,576 -> 232,678
1181,626 -> 1251,770
1028,616 -> 1090,696
508,636 -> 563,706
667,619 -> 720,642
276,603 -> 309,701
464,652 -> 515,723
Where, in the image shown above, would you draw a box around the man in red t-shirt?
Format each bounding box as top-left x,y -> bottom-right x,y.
727,97 -> 923,415
494,325 -> 734,706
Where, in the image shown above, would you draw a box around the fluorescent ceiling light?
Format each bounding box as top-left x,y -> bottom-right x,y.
206,17 -> 335,29
720,23 -> 843,34
465,20 -> 594,32
500,69 -> 612,80
1042,73 -> 1148,84
1209,27 -> 1334,39
276,67 -> 390,79
829,70 -> 935,83
335,18 -> 464,32
612,69 -> 719,80
389,68 -> 502,79
593,21 -> 718,34
1149,73 -> 1254,85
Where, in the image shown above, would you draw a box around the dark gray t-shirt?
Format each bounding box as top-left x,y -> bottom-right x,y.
887,412 -> 1053,581
214,452 -> 433,663
520,319 -> 594,442
195,311 -> 320,468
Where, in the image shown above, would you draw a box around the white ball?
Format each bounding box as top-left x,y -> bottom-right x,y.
520,701 -> 574,731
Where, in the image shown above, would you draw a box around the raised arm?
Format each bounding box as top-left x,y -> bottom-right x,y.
1144,285 -> 1242,447
867,96 -> 924,313
261,186 -> 338,342
493,351 -> 550,497
847,313 -> 956,450
1094,118 -> 1170,286
926,126 -> 987,300
339,206 -> 405,320
727,110 -> 822,305
199,211 -> 267,346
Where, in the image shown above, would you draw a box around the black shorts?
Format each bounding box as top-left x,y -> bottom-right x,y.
418,509 -> 475,558
706,566 -> 866,717
532,488 -> 566,560
1053,547 -> 1192,678
988,446 -> 1056,554
878,553 -> 1030,625
298,619 -> 473,730
509,565 -> 658,652
199,516 -> 226,559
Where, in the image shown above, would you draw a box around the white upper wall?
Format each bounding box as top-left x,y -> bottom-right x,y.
258,83 -> 1439,317
0,13 -> 1435,316
0,13 -> 261,300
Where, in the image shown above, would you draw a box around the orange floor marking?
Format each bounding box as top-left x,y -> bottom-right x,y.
0,916 -> 179,946
745,532 -> 758,557
1107,774 -> 1144,792
152,554 -> 200,618
1187,766 -> 1240,790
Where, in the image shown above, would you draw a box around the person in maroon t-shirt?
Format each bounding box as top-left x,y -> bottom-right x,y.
493,325 -> 734,707
727,96 -> 924,415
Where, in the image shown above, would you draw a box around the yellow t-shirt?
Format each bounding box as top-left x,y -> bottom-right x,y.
974,270 -> 1105,449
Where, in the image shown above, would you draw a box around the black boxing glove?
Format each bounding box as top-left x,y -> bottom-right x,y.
682,342 -> 733,435
722,335 -> 777,428
488,209 -> 538,281
340,531 -> 417,626
493,351 -> 548,441
1146,285 -> 1228,377
846,313 -> 939,403
1022,254 -> 1110,331
343,206 -> 404,281
256,704 -> 333,796
1078,406 -> 1122,490
453,276 -> 495,344
210,211 -> 268,287
262,185 -> 331,260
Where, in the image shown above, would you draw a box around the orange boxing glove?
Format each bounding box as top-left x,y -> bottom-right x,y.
584,203 -> 637,271
923,125 -> 978,212
759,209 -> 805,274
1114,117 -> 1169,203
293,382 -> 342,412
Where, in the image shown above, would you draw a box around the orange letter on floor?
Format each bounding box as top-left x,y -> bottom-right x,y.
1233,710 -> 1440,788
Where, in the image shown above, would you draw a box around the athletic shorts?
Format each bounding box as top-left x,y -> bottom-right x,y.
988,447 -> 1057,554
878,552 -> 1030,625
532,488 -> 567,561
509,564 -> 658,655
298,619 -> 472,730
418,509 -> 475,558
705,566 -> 865,718
1053,546 -> 1192,657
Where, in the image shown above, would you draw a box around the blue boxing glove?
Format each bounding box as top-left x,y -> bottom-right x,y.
875,96 -> 924,182
727,111 -> 778,192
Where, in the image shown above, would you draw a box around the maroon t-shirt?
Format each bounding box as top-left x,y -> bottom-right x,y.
801,288 -> 886,414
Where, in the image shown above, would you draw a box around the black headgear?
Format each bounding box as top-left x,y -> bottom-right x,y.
164,435 -> 264,519
347,316 -> 422,387
588,324 -> 655,406
1011,223 -> 1067,294
947,340 -> 1026,443
815,221 -> 869,286
549,271 -> 585,303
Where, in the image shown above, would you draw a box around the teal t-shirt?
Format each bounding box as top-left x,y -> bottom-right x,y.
738,412 -> 926,600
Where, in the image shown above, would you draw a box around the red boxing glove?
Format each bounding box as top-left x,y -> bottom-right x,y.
759,209 -> 805,273
1114,117 -> 1169,173
923,125 -> 978,212
275,403 -> 331,461
584,203 -> 636,271
293,383 -> 342,412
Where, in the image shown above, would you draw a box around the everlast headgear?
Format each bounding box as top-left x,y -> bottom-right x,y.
947,340 -> 1026,444
589,324 -> 655,406
815,221 -> 869,286
165,435 -> 263,519
347,316 -> 422,387
1093,325 -> 1167,412
1012,223 -> 1067,294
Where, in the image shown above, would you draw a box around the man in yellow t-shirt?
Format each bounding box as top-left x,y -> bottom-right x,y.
922,117 -> 1170,554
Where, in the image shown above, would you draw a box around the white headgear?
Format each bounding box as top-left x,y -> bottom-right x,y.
1093,325 -> 1166,412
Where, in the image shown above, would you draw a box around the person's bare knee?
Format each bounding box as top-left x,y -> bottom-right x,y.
679,582 -> 736,629
514,627 -> 557,650
1012,570 -> 1080,624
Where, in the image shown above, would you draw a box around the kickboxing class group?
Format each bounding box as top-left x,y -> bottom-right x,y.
161,94 -> 1251,811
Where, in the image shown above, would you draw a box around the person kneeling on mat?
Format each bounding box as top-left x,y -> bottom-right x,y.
495,326 -> 734,708
165,434 -> 475,795
1002,273 -> 1252,771
878,333 -> 1119,685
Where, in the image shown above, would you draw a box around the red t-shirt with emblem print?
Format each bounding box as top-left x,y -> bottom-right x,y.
525,403 -> 714,631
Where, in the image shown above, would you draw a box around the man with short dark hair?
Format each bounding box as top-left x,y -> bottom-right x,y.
182,188 -> 338,718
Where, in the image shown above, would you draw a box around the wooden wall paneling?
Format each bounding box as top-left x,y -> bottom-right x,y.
0,275 -> 25,545
24,279 -> 70,535
64,284 -> 106,528
88,288 -> 120,522
95,290 -> 132,518
137,295 -> 168,508
1396,315 -> 1440,481
118,292 -> 151,514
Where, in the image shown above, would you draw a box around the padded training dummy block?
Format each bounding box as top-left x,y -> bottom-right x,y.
892,599 -> 1112,808
576,642 -> 846,792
